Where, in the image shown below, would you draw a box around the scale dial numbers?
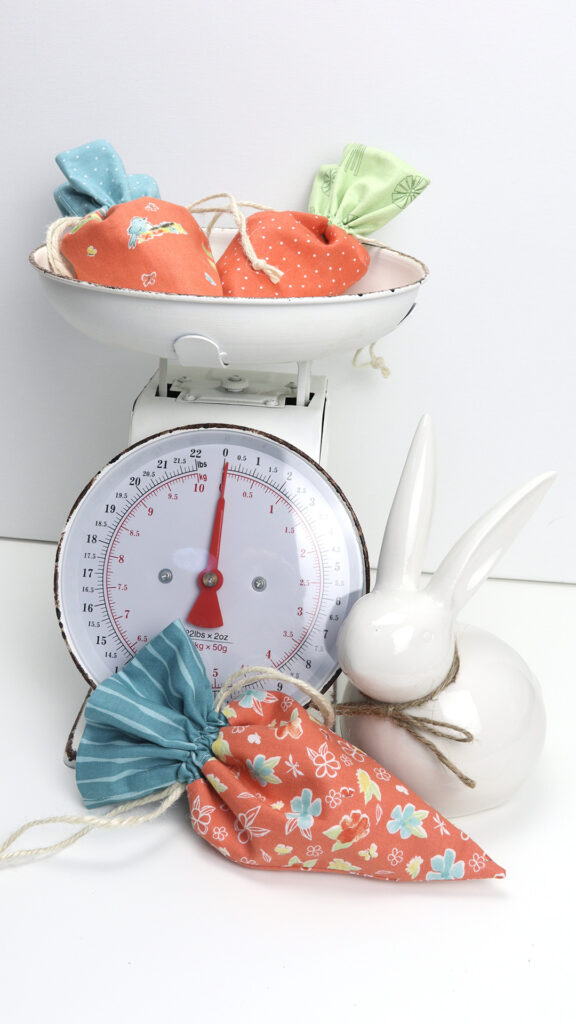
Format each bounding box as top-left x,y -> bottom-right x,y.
56,425 -> 369,703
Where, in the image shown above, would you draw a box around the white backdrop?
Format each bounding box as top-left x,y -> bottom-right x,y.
1,0 -> 575,581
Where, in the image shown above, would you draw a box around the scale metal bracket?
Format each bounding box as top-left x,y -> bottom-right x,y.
130,364 -> 330,465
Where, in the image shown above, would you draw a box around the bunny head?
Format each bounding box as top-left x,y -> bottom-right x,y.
337,414 -> 555,704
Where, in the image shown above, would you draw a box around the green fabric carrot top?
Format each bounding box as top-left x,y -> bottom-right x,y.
308,143 -> 429,237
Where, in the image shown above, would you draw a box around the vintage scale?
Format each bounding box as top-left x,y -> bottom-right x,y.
30,228 -> 427,737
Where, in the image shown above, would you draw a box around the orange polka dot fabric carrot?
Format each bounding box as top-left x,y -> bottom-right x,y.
60,197 -> 222,296
217,210 -> 370,298
188,689 -> 504,882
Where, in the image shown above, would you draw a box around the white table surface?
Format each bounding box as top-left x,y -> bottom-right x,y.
1,537 -> 574,1023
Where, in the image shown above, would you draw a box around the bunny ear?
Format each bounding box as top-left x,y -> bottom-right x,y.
427,472 -> 556,612
374,414 -> 436,592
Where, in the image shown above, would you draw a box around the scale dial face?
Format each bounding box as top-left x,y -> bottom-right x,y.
56,424 -> 368,703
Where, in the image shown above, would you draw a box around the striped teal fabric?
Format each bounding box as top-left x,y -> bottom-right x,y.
76,620 -> 228,809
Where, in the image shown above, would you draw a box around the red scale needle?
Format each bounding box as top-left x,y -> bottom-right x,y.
186,462 -> 229,628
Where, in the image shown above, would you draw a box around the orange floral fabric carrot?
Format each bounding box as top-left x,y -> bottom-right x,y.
76,622 -> 504,883
188,685 -> 504,881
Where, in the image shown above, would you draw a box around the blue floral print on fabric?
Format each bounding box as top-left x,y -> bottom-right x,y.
285,788 -> 322,838
238,690 -> 266,708
386,803 -> 429,839
426,848 -> 466,880
246,754 -> 281,786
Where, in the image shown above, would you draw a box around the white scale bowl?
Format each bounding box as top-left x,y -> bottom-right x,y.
29,229 -> 428,367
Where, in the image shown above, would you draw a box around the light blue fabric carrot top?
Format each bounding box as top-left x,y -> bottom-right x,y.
54,139 -> 161,216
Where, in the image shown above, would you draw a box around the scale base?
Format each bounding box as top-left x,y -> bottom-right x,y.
130,365 -> 329,464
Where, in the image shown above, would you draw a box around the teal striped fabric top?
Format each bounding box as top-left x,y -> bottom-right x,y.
76,620 -> 228,809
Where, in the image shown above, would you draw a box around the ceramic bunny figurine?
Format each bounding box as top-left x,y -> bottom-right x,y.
336,414 -> 555,817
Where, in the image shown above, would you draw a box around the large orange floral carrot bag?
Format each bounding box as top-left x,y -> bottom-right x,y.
0,622 -> 506,879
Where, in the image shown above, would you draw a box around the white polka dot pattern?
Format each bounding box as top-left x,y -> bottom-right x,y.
217,211 -> 370,298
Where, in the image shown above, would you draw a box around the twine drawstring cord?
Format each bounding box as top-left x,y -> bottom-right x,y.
45,216 -> 82,277
0,667 -> 330,865
186,192 -> 283,284
214,665 -> 335,727
0,783 -> 186,865
353,341 -> 391,379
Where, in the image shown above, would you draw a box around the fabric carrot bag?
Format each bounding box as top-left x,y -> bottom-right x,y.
216,209 -> 370,298
55,197 -> 222,296
0,621 -> 504,880
212,143 -> 429,299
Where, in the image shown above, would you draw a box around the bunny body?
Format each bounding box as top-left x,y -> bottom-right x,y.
340,623 -> 545,817
336,415 -> 554,817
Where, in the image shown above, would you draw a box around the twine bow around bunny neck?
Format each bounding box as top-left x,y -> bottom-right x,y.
334,647 -> 476,790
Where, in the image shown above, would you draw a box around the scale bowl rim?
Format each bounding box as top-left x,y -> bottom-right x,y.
29,241 -> 429,306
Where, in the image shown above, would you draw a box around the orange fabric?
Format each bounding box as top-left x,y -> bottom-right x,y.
187,690 -> 504,882
217,211 -> 370,297
60,197 -> 222,296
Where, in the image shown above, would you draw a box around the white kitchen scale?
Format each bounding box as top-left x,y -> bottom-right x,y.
30,229 -> 427,751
